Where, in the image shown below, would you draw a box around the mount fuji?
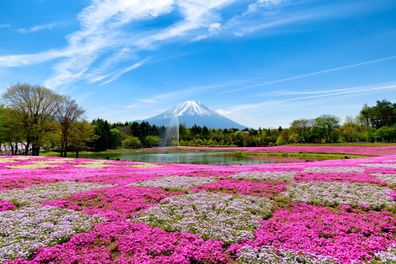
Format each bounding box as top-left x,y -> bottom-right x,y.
144,100 -> 246,129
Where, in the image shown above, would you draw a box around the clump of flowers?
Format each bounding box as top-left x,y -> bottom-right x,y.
0,200 -> 15,211
231,171 -> 296,182
236,246 -> 337,264
0,177 -> 58,191
75,161 -> 113,168
6,161 -> 58,169
372,246 -> 396,263
295,172 -> 382,184
194,179 -> 286,198
138,192 -> 274,244
11,221 -> 228,264
246,203 -> 396,263
373,173 -> 396,185
0,206 -> 103,262
304,167 -> 364,173
0,181 -> 112,207
131,162 -> 160,168
361,163 -> 396,169
44,186 -> 182,220
286,182 -> 394,209
136,175 -> 217,191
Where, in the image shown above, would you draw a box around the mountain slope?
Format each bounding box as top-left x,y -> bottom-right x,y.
144,100 -> 246,129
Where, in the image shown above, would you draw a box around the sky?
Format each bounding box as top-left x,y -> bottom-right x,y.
0,0 -> 395,128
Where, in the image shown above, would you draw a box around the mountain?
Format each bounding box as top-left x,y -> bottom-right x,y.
144,100 -> 246,129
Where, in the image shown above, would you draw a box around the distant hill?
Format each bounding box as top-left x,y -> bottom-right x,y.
144,100 -> 246,129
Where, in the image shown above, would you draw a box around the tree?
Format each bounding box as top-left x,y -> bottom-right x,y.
290,119 -> 314,143
145,135 -> 161,147
68,121 -> 95,158
110,128 -> 122,149
91,119 -> 111,151
375,126 -> 396,142
2,84 -> 62,155
359,100 -> 396,129
56,97 -> 85,157
122,136 -> 141,149
0,106 -> 25,154
312,115 -> 340,143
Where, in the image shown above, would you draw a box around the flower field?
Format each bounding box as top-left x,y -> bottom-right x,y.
1,150 -> 396,263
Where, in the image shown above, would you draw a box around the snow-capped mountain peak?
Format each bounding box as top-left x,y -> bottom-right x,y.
144,100 -> 246,129
166,100 -> 211,117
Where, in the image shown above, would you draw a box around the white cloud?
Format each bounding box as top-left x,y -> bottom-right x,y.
0,24 -> 11,29
220,81 -> 396,115
17,23 -> 57,33
0,0 -> 390,90
220,55 -> 396,94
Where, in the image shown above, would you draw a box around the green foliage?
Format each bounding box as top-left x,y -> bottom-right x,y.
122,136 -> 141,149
110,128 -> 122,148
145,135 -> 161,147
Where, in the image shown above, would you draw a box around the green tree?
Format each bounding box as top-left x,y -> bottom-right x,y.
56,97 -> 85,157
91,119 -> 111,151
145,135 -> 161,147
122,136 -> 141,149
0,106 -> 25,154
110,128 -> 122,149
2,84 -> 62,155
312,115 -> 340,143
68,121 -> 95,158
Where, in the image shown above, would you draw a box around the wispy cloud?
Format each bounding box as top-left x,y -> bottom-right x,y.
220,55 -> 396,94
0,24 -> 11,29
43,0 -> 239,89
17,23 -> 57,33
100,59 -> 150,85
0,0 -> 391,90
217,81 -> 396,115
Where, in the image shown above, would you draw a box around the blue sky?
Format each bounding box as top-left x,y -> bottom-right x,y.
0,0 -> 395,128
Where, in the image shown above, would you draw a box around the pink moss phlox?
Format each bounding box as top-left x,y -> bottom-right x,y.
295,172 -> 384,184
177,146 -> 396,156
244,203 -> 396,263
10,221 -> 228,264
0,177 -> 58,191
194,179 -> 287,198
389,190 -> 396,201
43,186 -> 182,220
0,200 -> 15,211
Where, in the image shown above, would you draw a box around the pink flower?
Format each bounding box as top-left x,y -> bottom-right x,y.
0,200 -> 15,211
241,203 -> 396,263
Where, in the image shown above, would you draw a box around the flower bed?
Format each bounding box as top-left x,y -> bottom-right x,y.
0,181 -> 111,207
286,182 -> 394,209
193,179 -> 286,198
241,203 -> 396,263
295,172 -> 382,184
44,186 -> 181,220
138,192 -> 274,244
11,221 -> 228,264
0,152 -> 396,263
136,175 -> 217,191
0,206 -> 102,262
236,245 -> 338,264
231,171 -> 297,182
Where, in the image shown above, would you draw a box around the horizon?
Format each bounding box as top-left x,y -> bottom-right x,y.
0,0 -> 395,128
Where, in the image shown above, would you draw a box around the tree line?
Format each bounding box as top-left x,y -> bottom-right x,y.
1,84 -> 395,156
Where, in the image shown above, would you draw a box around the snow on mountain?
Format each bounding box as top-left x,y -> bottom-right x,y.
144,100 -> 246,129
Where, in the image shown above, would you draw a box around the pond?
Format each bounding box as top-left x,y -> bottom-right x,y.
73,150 -> 350,165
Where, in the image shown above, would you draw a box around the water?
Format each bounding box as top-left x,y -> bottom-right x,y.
77,151 -> 326,165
